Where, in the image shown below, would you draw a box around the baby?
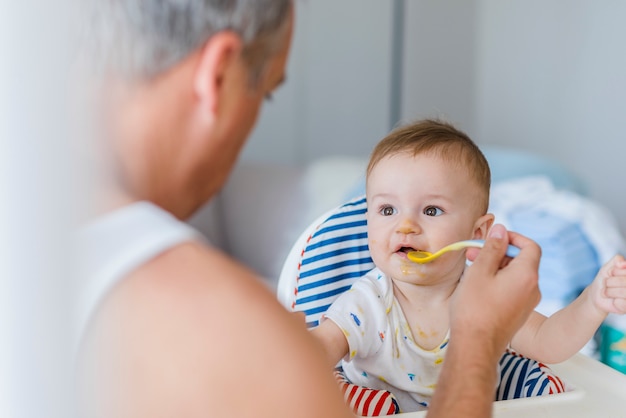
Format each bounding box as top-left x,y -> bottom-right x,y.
311,118 -> 626,414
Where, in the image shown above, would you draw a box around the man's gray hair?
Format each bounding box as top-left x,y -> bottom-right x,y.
84,0 -> 291,83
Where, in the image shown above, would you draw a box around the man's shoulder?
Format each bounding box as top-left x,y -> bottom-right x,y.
85,240 -> 288,360
120,241 -> 271,314
79,242 -> 342,417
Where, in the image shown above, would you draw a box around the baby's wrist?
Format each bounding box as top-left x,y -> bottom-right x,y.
583,286 -> 610,318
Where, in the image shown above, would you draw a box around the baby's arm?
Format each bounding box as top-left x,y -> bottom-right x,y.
311,319 -> 350,369
511,254 -> 626,363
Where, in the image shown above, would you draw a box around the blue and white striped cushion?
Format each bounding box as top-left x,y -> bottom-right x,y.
498,349 -> 565,400
293,196 -> 373,328
281,194 -> 565,401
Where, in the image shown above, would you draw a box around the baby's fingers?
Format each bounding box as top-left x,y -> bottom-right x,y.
609,254 -> 626,271
604,268 -> 626,313
604,285 -> 626,300
605,261 -> 626,289
610,298 -> 626,314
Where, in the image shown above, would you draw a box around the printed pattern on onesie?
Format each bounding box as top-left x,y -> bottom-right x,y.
324,267 -> 449,412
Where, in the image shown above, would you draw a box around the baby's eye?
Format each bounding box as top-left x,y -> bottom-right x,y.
424,206 -> 444,217
379,205 -> 396,216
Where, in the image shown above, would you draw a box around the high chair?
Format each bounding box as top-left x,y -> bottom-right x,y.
277,195 -> 576,416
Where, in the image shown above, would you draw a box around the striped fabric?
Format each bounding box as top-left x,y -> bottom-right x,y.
291,195 -> 374,328
497,349 -> 566,400
280,195 -> 565,414
334,368 -> 400,416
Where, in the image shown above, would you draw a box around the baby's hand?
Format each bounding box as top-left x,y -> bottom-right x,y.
590,254 -> 626,314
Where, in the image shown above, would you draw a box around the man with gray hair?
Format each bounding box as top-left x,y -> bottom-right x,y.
76,1 -> 542,417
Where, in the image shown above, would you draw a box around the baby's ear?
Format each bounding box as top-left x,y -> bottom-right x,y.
473,213 -> 495,239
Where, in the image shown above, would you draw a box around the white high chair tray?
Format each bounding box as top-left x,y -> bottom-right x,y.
399,353 -> 626,417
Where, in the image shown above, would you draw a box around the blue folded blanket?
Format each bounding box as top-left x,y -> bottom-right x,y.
489,176 -> 626,315
507,210 -> 599,304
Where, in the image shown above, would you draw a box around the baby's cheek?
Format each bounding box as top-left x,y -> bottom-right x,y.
367,240 -> 388,268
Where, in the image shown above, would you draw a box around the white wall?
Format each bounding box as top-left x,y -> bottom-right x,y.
400,0 -> 479,131
400,0 -> 626,236
472,0 -> 626,236
233,1 -> 626,235
241,0 -> 396,164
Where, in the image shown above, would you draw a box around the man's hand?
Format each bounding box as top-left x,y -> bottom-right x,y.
428,224 -> 542,418
453,224 -> 542,357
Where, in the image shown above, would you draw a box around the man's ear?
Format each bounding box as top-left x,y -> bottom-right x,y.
473,213 -> 495,240
193,31 -> 243,117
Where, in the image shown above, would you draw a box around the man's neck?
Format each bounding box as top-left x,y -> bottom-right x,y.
103,66 -> 200,220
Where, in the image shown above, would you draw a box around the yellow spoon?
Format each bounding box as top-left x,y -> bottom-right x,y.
407,239 -> 520,264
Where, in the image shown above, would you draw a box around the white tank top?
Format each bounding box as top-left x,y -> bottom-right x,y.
74,201 -> 201,351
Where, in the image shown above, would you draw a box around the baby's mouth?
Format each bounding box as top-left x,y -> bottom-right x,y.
398,246 -> 417,254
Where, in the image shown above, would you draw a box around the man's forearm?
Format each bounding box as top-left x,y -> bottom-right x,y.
428,225 -> 542,418
427,336 -> 499,418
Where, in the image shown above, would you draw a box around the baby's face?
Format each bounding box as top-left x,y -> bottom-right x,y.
365,152 -> 489,286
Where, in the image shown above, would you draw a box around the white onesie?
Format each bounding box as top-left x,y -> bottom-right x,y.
324,267 -> 449,412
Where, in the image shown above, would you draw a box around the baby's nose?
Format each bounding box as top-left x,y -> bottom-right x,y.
396,219 -> 421,234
